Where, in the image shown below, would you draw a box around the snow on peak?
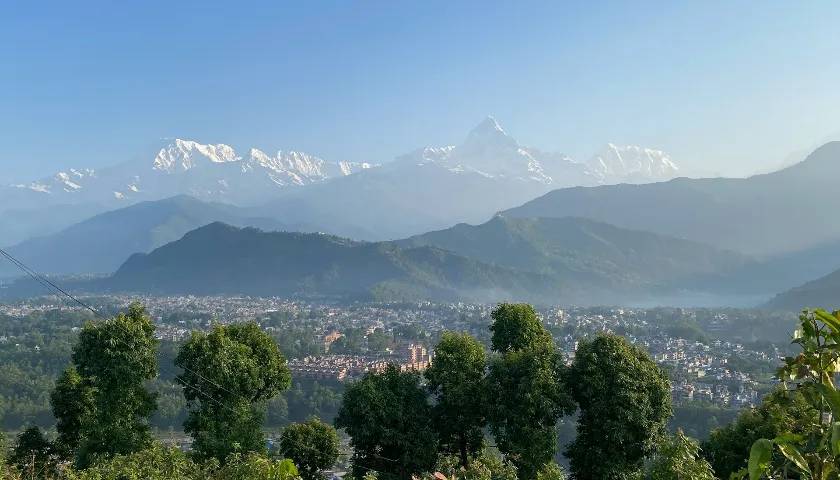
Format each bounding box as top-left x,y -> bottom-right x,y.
153,139 -> 241,172
588,143 -> 679,182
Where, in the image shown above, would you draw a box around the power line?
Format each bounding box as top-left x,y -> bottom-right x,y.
0,248 -> 248,415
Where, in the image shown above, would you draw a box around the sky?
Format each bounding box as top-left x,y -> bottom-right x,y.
2,1 -> 840,182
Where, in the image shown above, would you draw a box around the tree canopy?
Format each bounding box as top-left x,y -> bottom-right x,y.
425,331 -> 488,467
176,322 -> 292,462
486,303 -> 573,480
335,365 -> 437,480
565,333 -> 672,480
279,418 -> 340,480
63,303 -> 159,467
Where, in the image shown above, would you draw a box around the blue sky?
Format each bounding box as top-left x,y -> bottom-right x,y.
2,1 -> 839,182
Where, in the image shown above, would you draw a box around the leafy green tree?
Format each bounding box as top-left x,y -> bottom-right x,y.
8,426 -> 54,475
486,304 -> 573,480
565,334 -> 672,480
279,418 -> 340,480
214,454 -> 299,480
335,365 -> 437,480
743,309 -> 840,480
67,443 -> 208,480
701,388 -> 815,478
176,322 -> 291,463
489,303 -> 553,353
50,366 -> 94,458
434,450 -> 518,480
425,332 -> 487,467
647,430 -> 715,480
535,462 -> 567,480
69,303 -> 159,467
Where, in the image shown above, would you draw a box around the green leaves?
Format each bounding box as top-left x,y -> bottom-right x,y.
775,442 -> 810,476
747,439 -> 772,480
177,322 -> 292,462
335,365 -> 438,480
279,418 -> 340,480
565,334 -> 672,480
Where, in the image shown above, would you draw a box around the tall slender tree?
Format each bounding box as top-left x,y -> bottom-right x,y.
176,322 -> 291,462
61,302 -> 159,467
425,331 -> 488,467
50,366 -> 94,459
486,303 -> 574,480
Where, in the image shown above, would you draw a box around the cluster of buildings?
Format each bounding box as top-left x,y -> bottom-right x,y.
288,344 -> 432,382
1,296 -> 788,410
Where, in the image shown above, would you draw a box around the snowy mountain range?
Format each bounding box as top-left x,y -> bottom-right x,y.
395,116 -> 679,188
0,117 -> 680,246
10,139 -> 372,207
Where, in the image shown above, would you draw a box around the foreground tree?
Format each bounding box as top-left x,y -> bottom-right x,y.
425,332 -> 487,467
176,322 -> 291,462
66,443 -> 208,480
647,430 -> 715,480
335,365 -> 437,480
486,303 -> 574,480
279,418 -> 340,480
565,333 -> 671,480
8,426 -> 55,476
50,366 -> 94,458
701,387 -> 815,478
744,309 -> 840,480
58,303 -> 159,467
434,450 -> 518,480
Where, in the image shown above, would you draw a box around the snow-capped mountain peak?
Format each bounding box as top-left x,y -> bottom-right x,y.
153,139 -> 241,172
587,143 -> 679,182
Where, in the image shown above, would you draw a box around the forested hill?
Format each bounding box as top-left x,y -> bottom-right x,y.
397,215 -> 751,286
107,222 -> 561,303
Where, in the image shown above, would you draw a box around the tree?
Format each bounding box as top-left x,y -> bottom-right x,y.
434,450 -> 517,480
489,303 -> 553,353
701,388 -> 815,478
335,365 -> 437,480
743,309 -> 840,480
565,333 -> 672,480
214,454 -> 299,480
176,322 -> 291,462
535,462 -> 567,480
279,418 -> 340,480
66,443 -> 208,480
647,430 -> 715,480
69,302 -> 159,467
50,366 -> 94,458
8,426 -> 54,475
486,304 -> 574,480
425,332 -> 487,467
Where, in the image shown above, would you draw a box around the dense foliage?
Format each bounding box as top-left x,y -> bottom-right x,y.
176,322 -> 292,462
335,365 -> 438,480
646,430 -> 715,480
565,333 -> 672,480
425,331 -> 488,467
279,418 -> 340,480
61,303 -> 159,467
487,304 -> 574,480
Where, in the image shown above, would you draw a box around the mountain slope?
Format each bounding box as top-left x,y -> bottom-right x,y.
2,196 -> 291,276
504,142 -> 840,256
397,215 -> 751,291
107,223 -> 561,303
764,268 -> 840,311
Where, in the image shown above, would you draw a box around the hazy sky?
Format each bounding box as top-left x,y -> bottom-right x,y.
2,1 -> 840,182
